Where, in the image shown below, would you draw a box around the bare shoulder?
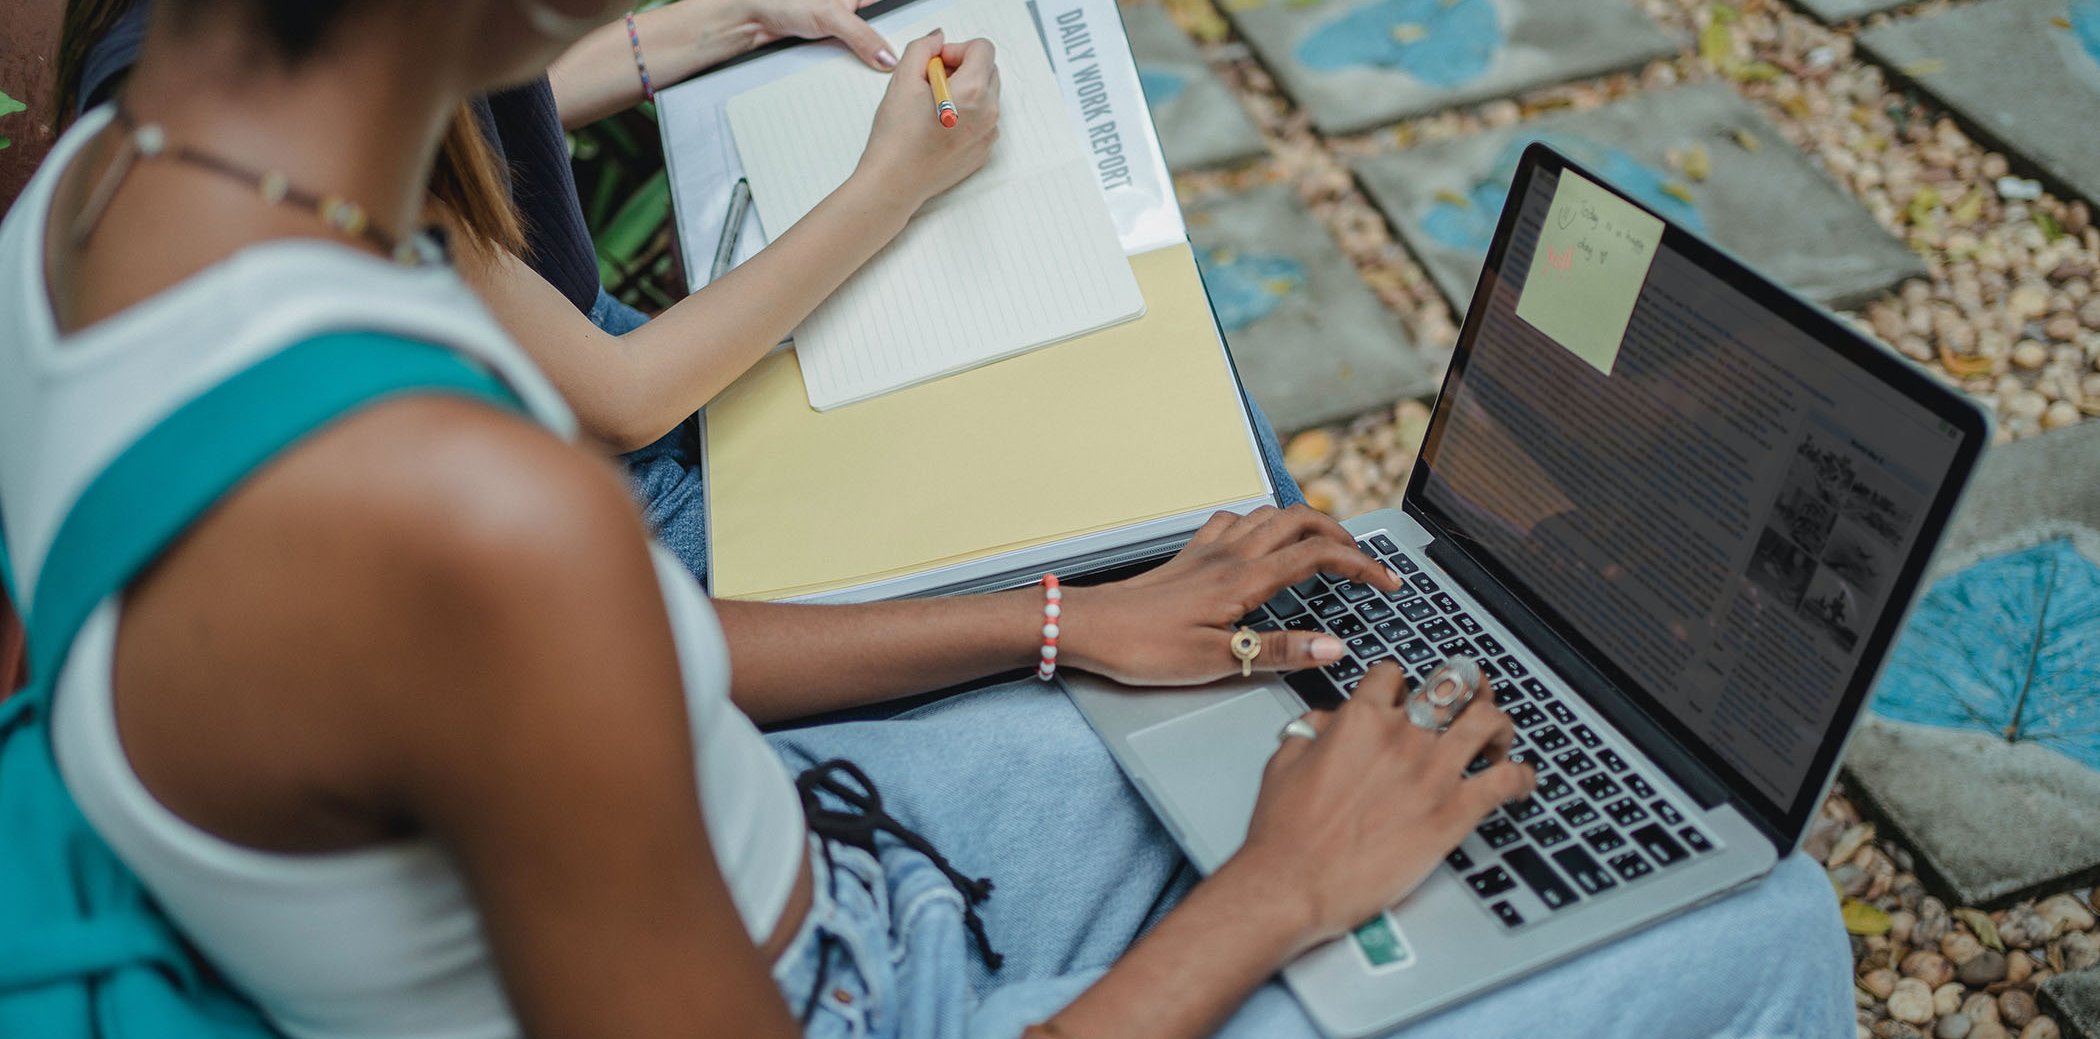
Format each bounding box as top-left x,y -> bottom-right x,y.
115,396 -> 686,852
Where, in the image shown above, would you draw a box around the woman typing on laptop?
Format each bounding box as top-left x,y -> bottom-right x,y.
3,2 -> 1849,1038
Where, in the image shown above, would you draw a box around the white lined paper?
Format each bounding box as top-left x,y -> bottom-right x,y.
726,0 -> 1144,410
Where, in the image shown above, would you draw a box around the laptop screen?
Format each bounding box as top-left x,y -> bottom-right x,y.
1412,151 -> 1982,831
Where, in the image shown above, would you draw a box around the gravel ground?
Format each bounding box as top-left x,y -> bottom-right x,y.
1159,0 -> 2100,517
1150,1 -> 2100,1034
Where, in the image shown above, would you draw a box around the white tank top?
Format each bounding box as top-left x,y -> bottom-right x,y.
1,107 -> 807,1039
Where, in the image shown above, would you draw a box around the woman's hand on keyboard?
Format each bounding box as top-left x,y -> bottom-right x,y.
1228,664 -> 1535,952
1059,505 -> 1402,685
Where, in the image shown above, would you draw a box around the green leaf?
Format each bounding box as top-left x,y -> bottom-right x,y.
0,137 -> 11,151
1699,20 -> 1735,70
594,169 -> 671,284
1954,907 -> 2004,951
1842,898 -> 1892,936
1730,60 -> 1785,83
0,90 -> 25,118
585,158 -> 626,231
2036,211 -> 2067,242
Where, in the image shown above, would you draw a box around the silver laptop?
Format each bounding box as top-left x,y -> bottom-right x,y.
1064,143 -> 1991,1037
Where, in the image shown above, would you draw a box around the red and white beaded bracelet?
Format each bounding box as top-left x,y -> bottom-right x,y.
1036,574 -> 1063,681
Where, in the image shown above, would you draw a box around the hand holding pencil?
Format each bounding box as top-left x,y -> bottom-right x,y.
854,29 -> 1003,209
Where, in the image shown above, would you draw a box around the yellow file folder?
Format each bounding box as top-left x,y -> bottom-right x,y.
705,242 -> 1270,601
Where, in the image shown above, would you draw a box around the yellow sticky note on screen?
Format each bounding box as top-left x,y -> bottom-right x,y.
1514,170 -> 1665,376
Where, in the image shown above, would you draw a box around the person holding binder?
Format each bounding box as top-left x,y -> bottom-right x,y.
57,0 -> 1307,584
10,2 -> 1849,1037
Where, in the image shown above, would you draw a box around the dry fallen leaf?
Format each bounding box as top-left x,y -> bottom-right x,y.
1900,59 -> 1947,76
1389,22 -> 1427,42
1683,144 -> 1712,183
1954,908 -> 2005,952
1699,20 -> 1736,71
1730,60 -> 1786,83
1434,188 -> 1472,207
1951,188 -> 1985,225
1662,182 -> 1696,205
1731,127 -> 1762,152
1939,343 -> 1995,377
1844,899 -> 1894,937
2053,15 -> 2074,29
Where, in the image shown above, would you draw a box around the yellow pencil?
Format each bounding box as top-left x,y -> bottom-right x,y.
928,56 -> 958,128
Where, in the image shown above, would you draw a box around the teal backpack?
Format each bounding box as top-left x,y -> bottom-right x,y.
0,332 -> 524,1038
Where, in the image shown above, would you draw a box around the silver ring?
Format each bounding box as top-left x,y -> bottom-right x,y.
1278,717 -> 1319,742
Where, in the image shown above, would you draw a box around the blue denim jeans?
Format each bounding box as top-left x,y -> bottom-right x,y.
766,682 -> 1853,1039
586,289 -> 1308,585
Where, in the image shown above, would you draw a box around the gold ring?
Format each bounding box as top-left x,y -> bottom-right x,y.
1230,627 -> 1263,678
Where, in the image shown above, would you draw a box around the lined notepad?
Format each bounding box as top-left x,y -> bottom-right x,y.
726,0 -> 1145,410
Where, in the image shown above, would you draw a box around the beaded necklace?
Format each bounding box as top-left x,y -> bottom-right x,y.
70,104 -> 444,267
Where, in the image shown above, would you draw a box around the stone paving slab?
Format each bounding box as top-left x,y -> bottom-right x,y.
1222,0 -> 1679,135
1352,83 -> 1926,311
1125,5 -> 1268,171
1185,184 -> 1436,431
1844,420 -> 2100,908
1788,0 -> 1907,24
2041,967 -> 2100,1039
1859,0 -> 2100,208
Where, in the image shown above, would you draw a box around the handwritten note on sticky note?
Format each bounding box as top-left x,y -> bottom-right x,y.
1514,169 -> 1665,376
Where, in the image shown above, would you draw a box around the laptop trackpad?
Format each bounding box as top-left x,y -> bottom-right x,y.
1127,690 -> 1294,872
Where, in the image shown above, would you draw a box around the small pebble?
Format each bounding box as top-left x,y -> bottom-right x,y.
2043,400 -> 2081,430
2013,341 -> 2051,369
1938,1014 -> 1973,1039
1863,967 -> 1898,999
2059,931 -> 2100,971
2017,1019 -> 2057,1039
1966,992 -> 2003,1024
1999,989 -> 2039,1029
2035,894 -> 2094,937
1905,950 -> 1956,988
1944,932 -> 1985,966
1998,176 -> 2043,201
1958,950 -> 2008,987
1936,983 -> 1966,1017
1889,978 -> 1936,1025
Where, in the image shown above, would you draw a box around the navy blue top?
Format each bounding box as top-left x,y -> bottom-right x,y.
80,3 -> 604,313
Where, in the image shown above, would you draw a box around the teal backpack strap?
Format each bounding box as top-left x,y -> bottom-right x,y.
9,330 -> 525,712
0,331 -> 524,1039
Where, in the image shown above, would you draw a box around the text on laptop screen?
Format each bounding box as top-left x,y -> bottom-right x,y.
1417,165 -> 1965,810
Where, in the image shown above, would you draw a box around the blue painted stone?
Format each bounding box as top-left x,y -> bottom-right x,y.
1194,248 -> 1308,331
2073,0 -> 2100,68
1419,135 -> 1706,254
1137,66 -> 1190,106
1873,538 -> 2100,772
1297,0 -> 1502,87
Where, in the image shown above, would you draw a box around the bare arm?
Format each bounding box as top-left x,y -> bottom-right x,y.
116,400 -> 804,1038
548,0 -> 763,130
1033,666 -> 1534,1038
549,0 -> 898,130
718,506 -> 1402,723
473,34 -> 999,452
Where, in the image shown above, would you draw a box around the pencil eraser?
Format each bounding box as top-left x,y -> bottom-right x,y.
941,111 -> 958,128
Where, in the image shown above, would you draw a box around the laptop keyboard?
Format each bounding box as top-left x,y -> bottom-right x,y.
1236,531 -> 1717,931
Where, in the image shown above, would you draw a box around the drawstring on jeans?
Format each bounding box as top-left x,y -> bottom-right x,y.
792,759 -> 1004,1022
